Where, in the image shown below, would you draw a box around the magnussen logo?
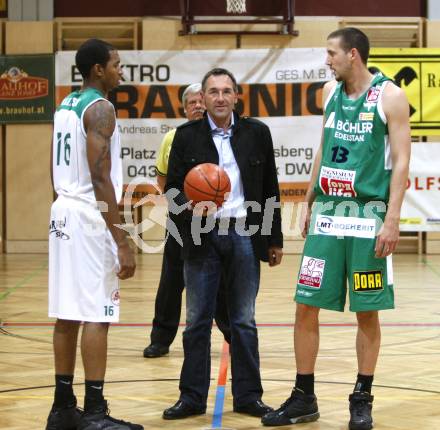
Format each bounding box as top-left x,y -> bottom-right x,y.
0,67 -> 49,100
319,166 -> 357,197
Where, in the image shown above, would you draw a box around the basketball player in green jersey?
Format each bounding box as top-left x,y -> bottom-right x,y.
262,28 -> 410,429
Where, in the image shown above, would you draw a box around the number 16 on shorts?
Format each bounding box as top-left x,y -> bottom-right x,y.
104,305 -> 114,316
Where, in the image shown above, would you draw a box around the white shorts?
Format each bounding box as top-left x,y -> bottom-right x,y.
48,196 -> 120,322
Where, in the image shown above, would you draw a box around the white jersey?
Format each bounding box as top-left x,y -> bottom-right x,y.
53,87 -> 122,204
49,88 -> 122,322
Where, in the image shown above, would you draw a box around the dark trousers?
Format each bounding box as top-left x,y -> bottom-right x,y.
150,231 -> 231,346
179,227 -> 263,408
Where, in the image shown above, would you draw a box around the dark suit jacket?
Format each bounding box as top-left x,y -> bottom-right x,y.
165,111 -> 283,262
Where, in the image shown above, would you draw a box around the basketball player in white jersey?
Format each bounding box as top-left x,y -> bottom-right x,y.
46,39 -> 142,430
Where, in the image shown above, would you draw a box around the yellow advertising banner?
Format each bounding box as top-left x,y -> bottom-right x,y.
370,48 -> 440,136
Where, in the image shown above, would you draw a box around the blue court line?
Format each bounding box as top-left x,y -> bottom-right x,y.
211,341 -> 230,429
212,385 -> 226,428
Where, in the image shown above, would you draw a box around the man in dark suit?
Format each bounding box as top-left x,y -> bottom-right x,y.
162,68 -> 283,420
143,83 -> 231,359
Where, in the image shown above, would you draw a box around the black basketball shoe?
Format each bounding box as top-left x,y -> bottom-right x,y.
349,391 -> 374,430
261,388 -> 319,426
46,398 -> 81,430
78,400 -> 143,430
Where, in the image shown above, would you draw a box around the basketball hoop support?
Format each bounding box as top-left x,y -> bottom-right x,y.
179,0 -> 298,37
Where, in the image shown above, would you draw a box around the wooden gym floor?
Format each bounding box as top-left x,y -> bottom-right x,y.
1,253 -> 439,430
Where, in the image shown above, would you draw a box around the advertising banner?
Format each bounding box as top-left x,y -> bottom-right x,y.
55,48 -> 440,230
369,48 -> 440,136
0,54 -> 54,123
55,48 -> 330,201
400,143 -> 440,232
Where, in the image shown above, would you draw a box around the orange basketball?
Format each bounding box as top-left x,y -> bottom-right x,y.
184,163 -> 231,207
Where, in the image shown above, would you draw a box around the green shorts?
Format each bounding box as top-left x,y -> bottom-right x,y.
295,196 -> 394,312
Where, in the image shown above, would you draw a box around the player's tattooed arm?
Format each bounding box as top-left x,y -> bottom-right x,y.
85,100 -> 136,279
86,101 -> 115,176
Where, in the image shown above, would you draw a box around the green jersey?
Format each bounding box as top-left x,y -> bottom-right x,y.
315,74 -> 392,202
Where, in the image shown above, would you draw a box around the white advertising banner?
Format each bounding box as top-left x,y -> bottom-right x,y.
55,48 -> 330,201
55,48 -> 331,85
400,143 -> 440,232
55,49 -> 439,230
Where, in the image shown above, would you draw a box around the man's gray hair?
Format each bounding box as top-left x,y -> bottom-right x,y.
182,83 -> 202,107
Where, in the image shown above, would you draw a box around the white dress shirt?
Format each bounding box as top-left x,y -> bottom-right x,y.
207,113 -> 247,219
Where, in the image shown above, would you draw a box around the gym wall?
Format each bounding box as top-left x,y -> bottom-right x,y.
2,0 -> 438,253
